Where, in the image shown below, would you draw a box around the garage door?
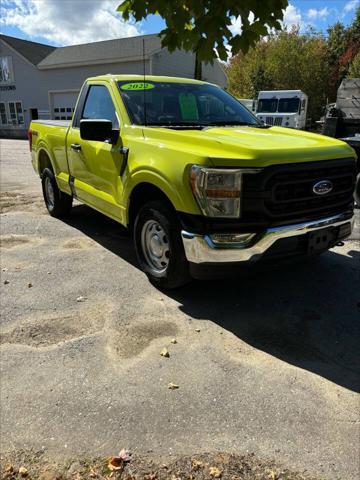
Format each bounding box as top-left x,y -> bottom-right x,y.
50,91 -> 79,120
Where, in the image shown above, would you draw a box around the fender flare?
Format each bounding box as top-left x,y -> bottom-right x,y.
126,170 -> 185,211
36,143 -> 56,176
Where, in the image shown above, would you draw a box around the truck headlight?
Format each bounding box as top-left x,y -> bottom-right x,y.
190,166 -> 242,218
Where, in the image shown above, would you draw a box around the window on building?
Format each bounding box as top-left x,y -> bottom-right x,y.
8,101 -> 24,125
0,102 -> 8,125
16,102 -> 24,124
82,85 -> 118,127
53,106 -> 74,120
8,102 -> 16,124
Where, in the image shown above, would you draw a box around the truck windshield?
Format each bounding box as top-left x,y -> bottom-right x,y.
278,98 -> 300,113
117,81 -> 260,128
257,99 -> 278,113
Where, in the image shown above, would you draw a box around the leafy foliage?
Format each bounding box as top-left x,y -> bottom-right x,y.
228,28 -> 329,122
228,8 -> 360,122
348,52 -> 360,79
326,8 -> 360,97
117,0 -> 288,62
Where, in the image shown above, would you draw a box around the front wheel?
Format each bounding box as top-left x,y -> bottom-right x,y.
41,168 -> 73,217
134,201 -> 191,289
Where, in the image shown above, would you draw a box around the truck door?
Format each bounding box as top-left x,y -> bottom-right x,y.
67,82 -> 126,223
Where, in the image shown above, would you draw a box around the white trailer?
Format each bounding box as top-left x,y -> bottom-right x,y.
255,90 -> 308,129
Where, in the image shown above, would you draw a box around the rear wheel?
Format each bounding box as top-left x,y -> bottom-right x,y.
134,201 -> 191,289
42,168 -> 72,217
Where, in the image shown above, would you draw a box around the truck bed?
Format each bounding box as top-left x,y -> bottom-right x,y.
31,120 -> 71,128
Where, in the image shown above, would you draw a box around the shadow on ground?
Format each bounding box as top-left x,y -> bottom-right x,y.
63,204 -> 360,392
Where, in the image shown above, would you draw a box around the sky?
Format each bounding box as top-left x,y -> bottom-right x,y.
0,0 -> 359,48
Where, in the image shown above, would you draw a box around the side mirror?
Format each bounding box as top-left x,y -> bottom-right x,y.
80,119 -> 118,143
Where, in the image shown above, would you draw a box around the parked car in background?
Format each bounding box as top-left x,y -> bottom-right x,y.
256,90 -> 308,129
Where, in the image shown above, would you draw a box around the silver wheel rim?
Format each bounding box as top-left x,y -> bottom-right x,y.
141,220 -> 170,274
44,177 -> 55,209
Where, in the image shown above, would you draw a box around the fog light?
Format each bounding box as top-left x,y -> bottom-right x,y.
210,233 -> 256,246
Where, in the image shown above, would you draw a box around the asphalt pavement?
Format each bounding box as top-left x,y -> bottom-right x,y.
0,139 -> 359,479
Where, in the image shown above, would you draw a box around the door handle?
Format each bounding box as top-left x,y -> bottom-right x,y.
71,143 -> 81,152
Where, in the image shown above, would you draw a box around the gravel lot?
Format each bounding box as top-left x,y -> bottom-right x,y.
0,139 -> 359,479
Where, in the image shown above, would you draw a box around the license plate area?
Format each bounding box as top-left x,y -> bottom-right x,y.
308,227 -> 338,254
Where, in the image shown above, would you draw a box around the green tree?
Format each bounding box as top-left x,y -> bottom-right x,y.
348,52 -> 360,78
117,0 -> 288,78
326,8 -> 360,99
227,40 -> 271,98
228,29 -> 329,121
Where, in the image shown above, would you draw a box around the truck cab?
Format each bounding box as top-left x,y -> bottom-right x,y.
256,90 -> 308,129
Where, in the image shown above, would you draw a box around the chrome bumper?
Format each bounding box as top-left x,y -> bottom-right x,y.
181,213 -> 354,264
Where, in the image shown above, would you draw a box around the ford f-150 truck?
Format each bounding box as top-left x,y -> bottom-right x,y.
29,75 -> 357,288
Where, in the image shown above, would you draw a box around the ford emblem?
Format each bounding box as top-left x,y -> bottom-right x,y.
313,180 -> 333,195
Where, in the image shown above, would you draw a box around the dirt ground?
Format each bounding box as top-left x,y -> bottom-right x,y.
0,139 -> 359,480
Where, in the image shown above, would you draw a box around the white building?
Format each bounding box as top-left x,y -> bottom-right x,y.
0,33 -> 227,137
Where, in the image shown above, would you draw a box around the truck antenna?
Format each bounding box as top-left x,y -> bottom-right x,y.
143,38 -> 147,127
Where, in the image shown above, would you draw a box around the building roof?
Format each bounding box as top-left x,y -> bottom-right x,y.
0,34 -> 56,65
37,34 -> 162,69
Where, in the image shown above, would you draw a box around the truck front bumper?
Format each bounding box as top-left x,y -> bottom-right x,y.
181,212 -> 354,264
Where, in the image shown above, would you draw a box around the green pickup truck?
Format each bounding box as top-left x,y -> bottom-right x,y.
29,75 -> 357,288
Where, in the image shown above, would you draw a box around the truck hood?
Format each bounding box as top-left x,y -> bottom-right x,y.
142,125 -> 355,167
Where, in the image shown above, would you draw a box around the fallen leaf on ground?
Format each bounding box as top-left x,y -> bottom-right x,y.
108,448 -> 131,470
191,459 -> 203,470
168,382 -> 179,389
267,471 -> 276,480
108,456 -> 124,471
160,348 -> 170,358
118,448 -> 131,462
170,338 -> 177,344
19,466 -> 28,477
209,466 -> 222,478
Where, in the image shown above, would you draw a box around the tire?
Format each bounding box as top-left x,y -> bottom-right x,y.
41,168 -> 73,217
134,200 -> 191,289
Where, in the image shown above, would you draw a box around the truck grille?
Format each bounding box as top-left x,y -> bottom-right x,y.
242,158 -> 356,225
265,117 -> 283,126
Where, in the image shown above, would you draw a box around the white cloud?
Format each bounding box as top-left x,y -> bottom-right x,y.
0,0 -> 141,46
229,12 -> 255,36
307,7 -> 329,19
344,0 -> 359,13
282,4 -> 302,29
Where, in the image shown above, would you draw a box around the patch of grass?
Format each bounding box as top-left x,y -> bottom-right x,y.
0,450 -> 324,480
